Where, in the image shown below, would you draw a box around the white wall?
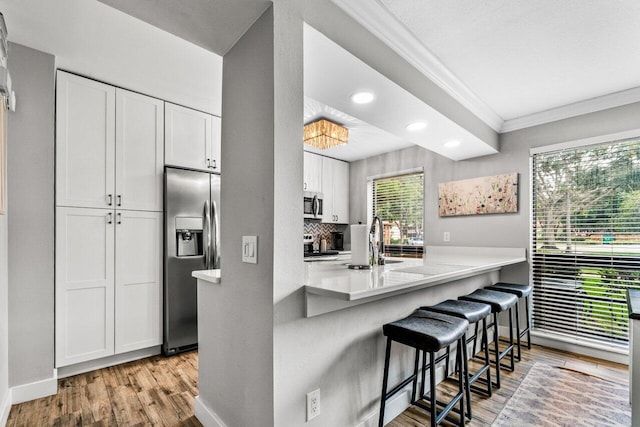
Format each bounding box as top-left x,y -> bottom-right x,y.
0,0 -> 222,115
7,43 -> 56,389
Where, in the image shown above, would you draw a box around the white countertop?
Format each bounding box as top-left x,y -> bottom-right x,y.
193,269 -> 221,284
304,246 -> 526,302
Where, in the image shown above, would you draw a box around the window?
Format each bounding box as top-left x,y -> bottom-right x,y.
531,137 -> 640,348
369,171 -> 424,258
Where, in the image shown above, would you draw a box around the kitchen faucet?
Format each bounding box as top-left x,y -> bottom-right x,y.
370,216 -> 385,265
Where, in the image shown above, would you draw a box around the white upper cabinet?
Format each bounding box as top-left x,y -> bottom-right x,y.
322,157 -> 349,224
56,71 -> 115,209
56,72 -> 163,212
115,210 -> 162,354
165,102 -> 221,173
303,151 -> 323,193
115,89 -> 164,212
56,207 -> 115,367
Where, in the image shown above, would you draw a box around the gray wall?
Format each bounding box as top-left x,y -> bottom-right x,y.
350,101 -> 640,289
198,7 -> 276,426
7,42 -> 55,387
0,212 -> 8,418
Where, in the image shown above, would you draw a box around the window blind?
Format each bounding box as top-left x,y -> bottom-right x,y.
370,172 -> 424,258
531,137 -> 640,347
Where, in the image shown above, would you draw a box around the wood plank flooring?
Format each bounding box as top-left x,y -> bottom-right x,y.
6,345 -> 628,426
389,344 -> 628,427
6,351 -> 201,427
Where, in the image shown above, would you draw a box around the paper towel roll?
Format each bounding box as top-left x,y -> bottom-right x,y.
350,224 -> 370,266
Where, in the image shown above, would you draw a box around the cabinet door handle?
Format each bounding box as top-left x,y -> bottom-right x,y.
117,213 -> 122,224
107,194 -> 113,206
107,213 -> 113,224
212,159 -> 217,169
117,195 -> 122,206
304,182 -> 307,190
206,158 -> 211,168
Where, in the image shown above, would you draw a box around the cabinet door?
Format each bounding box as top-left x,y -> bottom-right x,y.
303,152 -> 323,192
332,159 -> 350,224
56,71 -> 115,208
165,102 -> 212,171
321,158 -> 334,222
209,115 -> 222,173
115,210 -> 163,354
115,89 -> 164,211
56,207 -> 115,367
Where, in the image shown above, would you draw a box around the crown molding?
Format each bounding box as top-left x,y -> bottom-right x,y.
501,86 -> 640,133
331,0 -> 504,132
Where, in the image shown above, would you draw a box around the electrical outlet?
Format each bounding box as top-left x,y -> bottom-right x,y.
443,231 -> 451,242
306,388 -> 320,421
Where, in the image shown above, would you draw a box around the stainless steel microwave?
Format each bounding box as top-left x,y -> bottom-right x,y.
303,191 -> 323,220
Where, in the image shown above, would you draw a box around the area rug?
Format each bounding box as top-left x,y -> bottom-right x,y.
493,362 -> 630,426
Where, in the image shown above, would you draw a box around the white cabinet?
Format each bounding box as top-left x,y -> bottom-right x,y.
115,210 -> 162,354
56,71 -> 164,211
322,157 -> 349,224
55,72 -> 164,368
56,72 -> 115,208
303,151 -> 323,192
165,102 -> 221,173
115,89 -> 164,212
56,207 -> 115,367
55,207 -> 163,367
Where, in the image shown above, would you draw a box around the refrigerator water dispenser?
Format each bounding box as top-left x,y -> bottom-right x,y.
175,217 -> 203,257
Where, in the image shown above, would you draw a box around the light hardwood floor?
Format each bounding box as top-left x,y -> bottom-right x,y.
6,351 -> 200,427
6,345 -> 628,426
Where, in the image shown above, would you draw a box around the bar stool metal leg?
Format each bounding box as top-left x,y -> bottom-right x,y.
379,338 -> 392,427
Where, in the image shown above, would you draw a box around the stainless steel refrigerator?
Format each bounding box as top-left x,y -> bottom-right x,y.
163,166 -> 220,355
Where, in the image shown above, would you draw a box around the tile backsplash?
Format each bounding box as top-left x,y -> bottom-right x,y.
304,221 -> 348,245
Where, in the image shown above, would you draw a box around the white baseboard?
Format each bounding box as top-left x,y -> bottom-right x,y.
11,372 -> 58,405
57,346 -> 161,378
194,395 -> 228,427
497,326 -> 628,365
0,387 -> 12,427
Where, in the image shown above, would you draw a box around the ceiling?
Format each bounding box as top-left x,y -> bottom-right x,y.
303,26 -> 497,161
75,1 -> 640,160
333,0 -> 640,132
97,0 -> 270,55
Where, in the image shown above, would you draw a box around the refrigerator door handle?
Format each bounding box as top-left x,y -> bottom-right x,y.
211,199 -> 220,269
203,200 -> 211,270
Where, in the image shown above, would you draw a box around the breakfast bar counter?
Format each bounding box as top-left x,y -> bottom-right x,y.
304,246 -> 526,317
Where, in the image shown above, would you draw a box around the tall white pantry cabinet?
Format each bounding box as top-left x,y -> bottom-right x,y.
55,71 -> 163,367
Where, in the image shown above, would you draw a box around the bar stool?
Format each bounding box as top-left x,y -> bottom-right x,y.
421,300 -> 492,420
379,310 -> 468,427
485,282 -> 533,361
459,289 -> 517,389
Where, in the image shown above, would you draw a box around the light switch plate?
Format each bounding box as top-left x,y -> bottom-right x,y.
242,236 -> 258,264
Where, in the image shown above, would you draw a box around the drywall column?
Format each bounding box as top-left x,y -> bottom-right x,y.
0,199 -> 9,424
7,43 -> 56,394
196,7 -> 276,426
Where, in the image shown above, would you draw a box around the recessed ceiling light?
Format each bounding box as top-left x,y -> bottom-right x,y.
351,91 -> 375,104
406,121 -> 428,131
444,140 -> 461,148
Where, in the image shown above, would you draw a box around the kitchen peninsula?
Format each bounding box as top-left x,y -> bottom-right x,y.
304,246 -> 526,316
194,246 -> 526,317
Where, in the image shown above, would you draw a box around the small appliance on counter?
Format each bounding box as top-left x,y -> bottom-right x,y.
331,231 -> 344,250
303,233 -> 339,258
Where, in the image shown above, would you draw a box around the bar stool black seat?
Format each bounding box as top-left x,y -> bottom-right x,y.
459,289 -> 517,389
421,300 -> 492,420
379,310 -> 468,427
485,282 -> 532,361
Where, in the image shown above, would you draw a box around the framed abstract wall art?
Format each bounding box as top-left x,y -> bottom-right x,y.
438,172 -> 518,217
